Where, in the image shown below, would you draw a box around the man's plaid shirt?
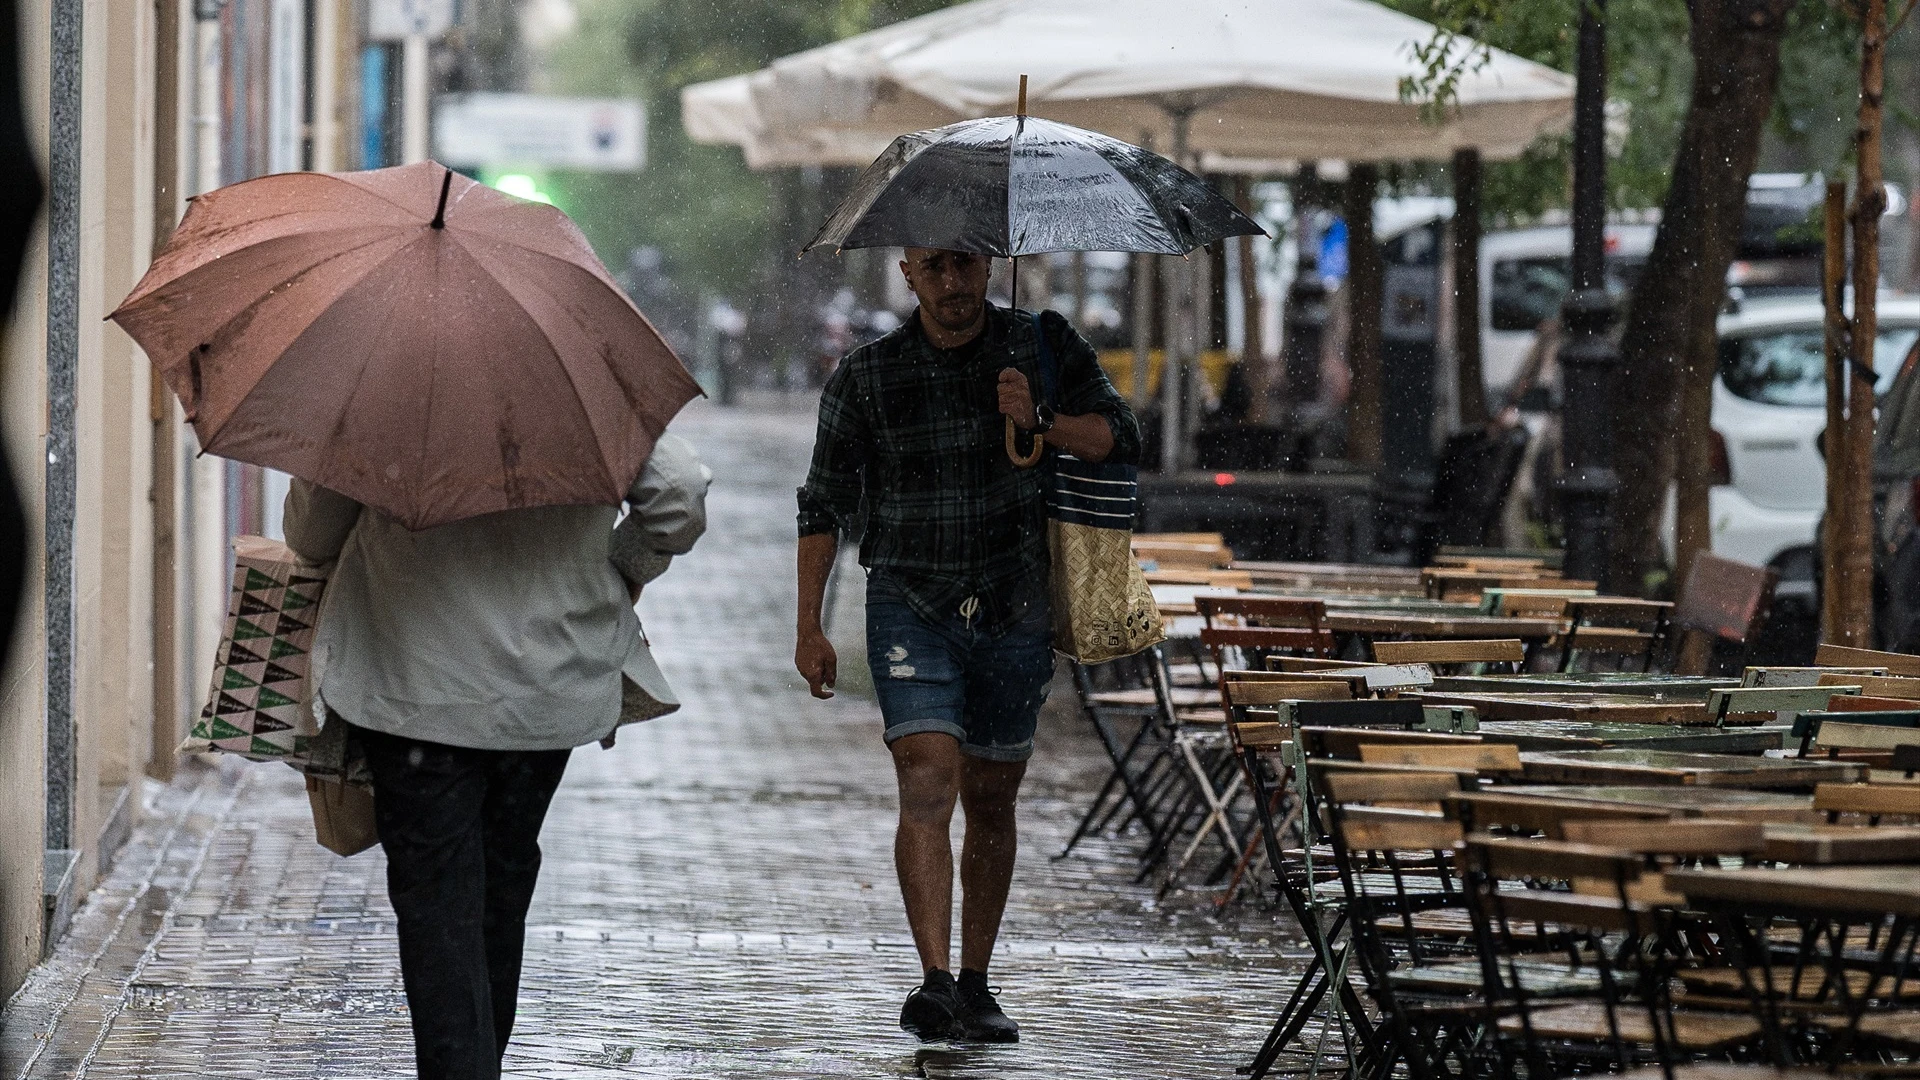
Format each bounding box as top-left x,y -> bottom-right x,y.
797,304 -> 1142,633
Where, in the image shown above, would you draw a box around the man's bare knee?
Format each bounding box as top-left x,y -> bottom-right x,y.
892,733 -> 962,826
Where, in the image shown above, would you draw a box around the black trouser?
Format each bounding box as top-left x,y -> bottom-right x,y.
355,725 -> 572,1080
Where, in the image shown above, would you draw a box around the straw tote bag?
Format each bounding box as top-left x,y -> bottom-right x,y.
1008,314 -> 1165,664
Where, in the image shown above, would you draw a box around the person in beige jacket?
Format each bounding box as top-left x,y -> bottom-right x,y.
284,432 -> 709,1080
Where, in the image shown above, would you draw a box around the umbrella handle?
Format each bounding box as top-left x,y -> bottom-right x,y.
1005,415 -> 1044,467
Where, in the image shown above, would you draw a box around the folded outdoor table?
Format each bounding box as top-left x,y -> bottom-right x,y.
1429,673 -> 1739,700
1474,720 -> 1790,752
1757,823 -> 1920,864
1481,784 -> 1816,822
1516,748 -> 1866,788
1413,691 -> 1718,725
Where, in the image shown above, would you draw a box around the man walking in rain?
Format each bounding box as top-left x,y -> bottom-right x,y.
794,247 -> 1141,1042
285,434 -> 710,1080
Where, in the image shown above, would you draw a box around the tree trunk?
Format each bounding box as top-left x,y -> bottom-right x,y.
1452,148 -> 1488,429
1837,0 -> 1888,645
1344,164 -> 1384,466
1608,0 -> 1797,594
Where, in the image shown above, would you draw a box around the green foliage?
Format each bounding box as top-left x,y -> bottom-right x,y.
1388,0 -> 1697,217
537,0 -> 958,295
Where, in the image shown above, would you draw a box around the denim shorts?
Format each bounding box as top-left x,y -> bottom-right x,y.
865,576 -> 1054,762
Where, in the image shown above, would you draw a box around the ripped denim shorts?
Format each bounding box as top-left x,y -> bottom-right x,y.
864,573 -> 1054,763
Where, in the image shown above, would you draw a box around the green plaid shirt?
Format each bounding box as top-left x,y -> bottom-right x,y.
797,304 -> 1141,633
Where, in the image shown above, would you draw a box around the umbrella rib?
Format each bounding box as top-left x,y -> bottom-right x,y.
453,244 -> 627,497
187,231 -> 422,445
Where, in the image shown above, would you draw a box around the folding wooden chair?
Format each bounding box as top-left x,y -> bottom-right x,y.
1322,786 -> 1481,1080
1234,698 -> 1465,1079
1372,638 -> 1526,675
1559,597 -> 1671,674
1669,551 -> 1778,676
1815,642 -> 1920,677
1464,836 -> 1769,1079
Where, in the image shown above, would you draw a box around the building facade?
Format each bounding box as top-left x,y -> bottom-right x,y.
0,0 -> 369,1000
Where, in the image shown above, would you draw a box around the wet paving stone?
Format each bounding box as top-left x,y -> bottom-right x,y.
2,398 -> 1303,1079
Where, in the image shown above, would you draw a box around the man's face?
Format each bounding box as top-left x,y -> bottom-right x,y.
900,248 -> 992,334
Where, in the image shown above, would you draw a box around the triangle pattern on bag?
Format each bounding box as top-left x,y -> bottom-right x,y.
250,712 -> 293,734
275,613 -> 311,636
232,618 -> 271,641
255,686 -> 299,710
221,667 -> 261,691
213,690 -> 255,716
238,592 -> 278,618
225,641 -> 266,667
280,587 -> 315,610
268,637 -> 306,660
206,714 -> 253,740
244,567 -> 282,592
260,661 -> 302,685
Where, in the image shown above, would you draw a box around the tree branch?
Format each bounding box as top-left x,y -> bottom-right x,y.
1892,0 -> 1919,37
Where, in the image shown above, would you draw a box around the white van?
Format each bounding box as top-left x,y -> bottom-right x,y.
1480,223 -> 1658,397
1709,296 -> 1920,568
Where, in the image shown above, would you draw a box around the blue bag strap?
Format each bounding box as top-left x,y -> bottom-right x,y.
1029,311 -> 1059,408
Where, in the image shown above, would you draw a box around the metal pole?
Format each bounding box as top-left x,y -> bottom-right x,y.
45,0 -> 81,857
310,0 -> 340,171
1160,110 -> 1193,474
1451,148 -> 1487,428
400,31 -> 428,163
1554,0 -> 1620,588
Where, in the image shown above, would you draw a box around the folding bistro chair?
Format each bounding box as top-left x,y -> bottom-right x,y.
1463,836 -> 1770,1080
1558,598 -> 1671,674
1236,699 -> 1475,1080
1372,638 -> 1526,676
1321,778 -> 1481,1080
1669,552 -> 1778,676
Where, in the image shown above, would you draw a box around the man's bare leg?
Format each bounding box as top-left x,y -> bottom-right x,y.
890,731 -> 964,974
958,757 -> 1026,973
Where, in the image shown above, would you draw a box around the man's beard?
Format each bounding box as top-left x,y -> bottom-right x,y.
927,292 -> 984,332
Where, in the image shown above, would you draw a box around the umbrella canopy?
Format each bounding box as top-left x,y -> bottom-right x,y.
111,161 -> 702,531
807,114 -> 1264,257
682,0 -> 1575,168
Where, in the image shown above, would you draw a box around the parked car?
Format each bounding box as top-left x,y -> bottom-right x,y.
1864,327 -> 1920,649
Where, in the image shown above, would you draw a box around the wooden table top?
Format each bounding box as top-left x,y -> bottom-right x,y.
1517,749 -> 1866,789
1321,612 -> 1566,639
1475,721 -> 1790,753
1414,691 -> 1716,726
1431,674 -> 1740,701
1486,784 -> 1816,822
1664,865 -> 1920,916
1759,824 -> 1920,865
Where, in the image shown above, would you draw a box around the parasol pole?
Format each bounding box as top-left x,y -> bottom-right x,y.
1007,73 -> 1043,467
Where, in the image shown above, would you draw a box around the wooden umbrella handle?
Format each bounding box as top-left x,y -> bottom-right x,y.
1005,415 -> 1044,467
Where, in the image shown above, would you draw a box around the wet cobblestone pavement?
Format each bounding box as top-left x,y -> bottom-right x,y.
2,398 -> 1302,1079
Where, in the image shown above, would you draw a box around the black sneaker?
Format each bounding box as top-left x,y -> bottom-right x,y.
899,968 -> 960,1041
954,969 -> 1019,1043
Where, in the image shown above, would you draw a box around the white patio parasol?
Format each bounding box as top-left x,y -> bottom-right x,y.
681,0 -> 1575,167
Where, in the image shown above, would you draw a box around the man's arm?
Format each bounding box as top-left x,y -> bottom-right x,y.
795,532 -> 838,699
998,367 -> 1115,462
1000,311 -> 1142,465
794,359 -> 867,699
612,433 -> 713,601
282,479 -> 363,564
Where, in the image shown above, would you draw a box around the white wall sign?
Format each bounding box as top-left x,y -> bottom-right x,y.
368,0 -> 453,41
433,93 -> 646,172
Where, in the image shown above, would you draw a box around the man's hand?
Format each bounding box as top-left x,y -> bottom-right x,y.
795,627 -> 837,699
997,367 -> 1037,430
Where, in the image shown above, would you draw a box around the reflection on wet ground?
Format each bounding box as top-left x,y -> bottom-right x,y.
1,398 -> 1299,1079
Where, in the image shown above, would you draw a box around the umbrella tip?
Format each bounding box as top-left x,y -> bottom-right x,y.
1017,74 -> 1028,119
430,167 -> 453,229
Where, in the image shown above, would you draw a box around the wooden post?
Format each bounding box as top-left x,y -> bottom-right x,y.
1839,0 -> 1889,646
1131,252 -> 1153,408
1235,176 -> 1269,424
1344,163 -> 1384,466
1822,181 -> 1850,645
1452,148 -> 1487,428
